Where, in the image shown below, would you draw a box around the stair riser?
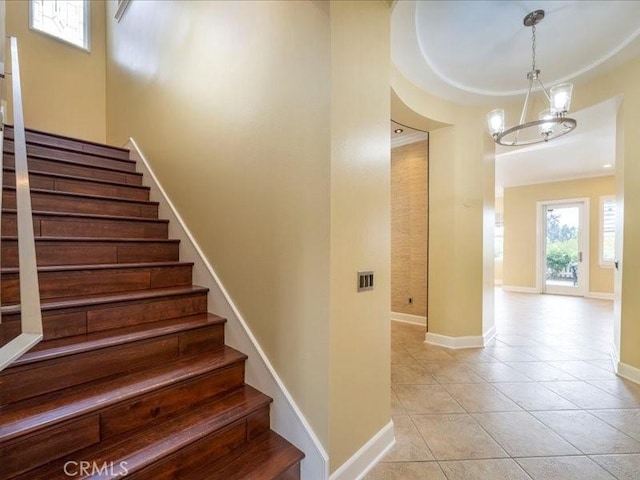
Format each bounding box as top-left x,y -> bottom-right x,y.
4,140 -> 136,172
131,407 -> 270,480
0,363 -> 244,479
0,324 -> 225,406
0,292 -> 209,342
278,464 -> 302,480
4,128 -> 131,161
1,265 -> 193,304
3,154 -> 142,185
1,240 -> 179,267
3,170 -> 150,201
2,190 -> 158,218
1,213 -> 169,239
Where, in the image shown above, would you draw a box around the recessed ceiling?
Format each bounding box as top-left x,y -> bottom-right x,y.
392,1 -> 640,104
391,121 -> 428,148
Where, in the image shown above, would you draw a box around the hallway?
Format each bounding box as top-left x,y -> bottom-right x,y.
367,290 -> 640,479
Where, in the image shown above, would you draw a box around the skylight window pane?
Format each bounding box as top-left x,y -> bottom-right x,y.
30,0 -> 89,50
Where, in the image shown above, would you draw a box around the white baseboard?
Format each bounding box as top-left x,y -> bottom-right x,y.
586,291 -> 615,300
610,342 -> 620,372
483,325 -> 497,345
502,285 -> 539,294
329,421 -> 395,480
425,332 -> 486,349
495,280 -> 503,286
390,312 -> 426,326
128,139 -> 329,479
617,362 -> 640,385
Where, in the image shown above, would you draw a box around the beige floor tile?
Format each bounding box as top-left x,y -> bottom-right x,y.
560,346 -> 611,361
392,385 -> 465,414
547,361 -> 617,380
516,456 -> 616,480
493,382 -> 580,411
495,335 -> 541,347
420,363 -> 486,384
439,459 -> 531,480
533,410 -> 640,454
484,346 -> 539,362
365,461 -> 446,480
411,414 -> 508,460
466,362 -> 533,382
517,346 -> 580,361
590,454 -> 640,480
443,383 -> 522,413
542,381 -> 635,409
503,361 -> 578,381
381,416 -> 434,462
588,359 -> 616,372
391,364 -> 437,385
391,346 -> 417,365
390,388 -> 406,415
472,412 -> 580,457
445,348 -> 499,363
589,409 -> 640,442
589,379 -> 640,406
405,346 -> 455,363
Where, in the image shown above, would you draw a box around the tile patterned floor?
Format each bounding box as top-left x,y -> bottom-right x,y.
366,289 -> 640,479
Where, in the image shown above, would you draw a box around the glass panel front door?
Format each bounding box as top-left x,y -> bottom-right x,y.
544,203 -> 584,296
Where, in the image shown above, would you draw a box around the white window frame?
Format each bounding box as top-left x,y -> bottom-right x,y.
29,0 -> 91,52
599,195 -> 616,268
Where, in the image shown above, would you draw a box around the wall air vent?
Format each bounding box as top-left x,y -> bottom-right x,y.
357,271 -> 374,292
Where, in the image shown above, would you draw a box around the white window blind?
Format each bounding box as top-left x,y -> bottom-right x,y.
600,196 -> 616,265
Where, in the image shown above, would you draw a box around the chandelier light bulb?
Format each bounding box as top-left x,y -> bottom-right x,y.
538,110 -> 555,137
550,83 -> 573,115
487,109 -> 505,135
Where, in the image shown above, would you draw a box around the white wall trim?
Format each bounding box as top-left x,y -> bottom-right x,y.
425,332 -> 484,349
483,325 -> 497,345
610,342 -> 620,371
501,285 -> 539,294
585,291 -> 615,300
328,421 -> 395,480
127,138 -> 329,479
617,362 -> 640,386
390,312 -> 426,326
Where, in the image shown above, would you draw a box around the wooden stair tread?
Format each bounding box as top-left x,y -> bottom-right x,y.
4,126 -> 132,161
192,430 -> 304,480
2,166 -> 149,191
13,313 -> 225,366
4,150 -> 140,175
0,347 -> 248,444
1,236 -> 179,244
3,185 -> 158,207
0,285 -> 209,315
1,208 -> 168,223
1,260 -> 193,274
11,385 -> 270,480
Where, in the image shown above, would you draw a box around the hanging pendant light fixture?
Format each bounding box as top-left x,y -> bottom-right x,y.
487,10 -> 577,146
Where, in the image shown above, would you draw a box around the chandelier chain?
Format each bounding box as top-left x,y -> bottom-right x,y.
531,23 -> 536,71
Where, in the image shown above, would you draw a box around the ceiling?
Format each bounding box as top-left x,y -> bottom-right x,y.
391,1 -> 631,195
391,1 -> 640,105
391,121 -> 428,148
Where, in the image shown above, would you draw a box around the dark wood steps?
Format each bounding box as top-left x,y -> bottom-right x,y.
4,125 -> 131,161
9,385 -> 271,480
1,285 -> 210,342
191,431 -> 304,480
3,167 -> 150,200
0,314 -> 226,406
1,209 -> 169,238
3,187 -> 159,218
1,261 -> 194,304
3,153 -> 143,185
0,126 -> 304,478
1,237 -> 180,267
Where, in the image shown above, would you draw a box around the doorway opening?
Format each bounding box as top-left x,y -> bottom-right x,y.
539,199 -> 590,297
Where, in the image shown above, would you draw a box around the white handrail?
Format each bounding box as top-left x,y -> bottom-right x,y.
0,36 -> 43,371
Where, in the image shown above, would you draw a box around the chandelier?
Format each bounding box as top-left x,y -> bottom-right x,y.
487,10 -> 577,146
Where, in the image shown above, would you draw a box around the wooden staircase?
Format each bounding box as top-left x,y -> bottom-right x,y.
0,127 -> 304,479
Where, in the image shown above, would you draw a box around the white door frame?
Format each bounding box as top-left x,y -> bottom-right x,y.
536,197 -> 590,296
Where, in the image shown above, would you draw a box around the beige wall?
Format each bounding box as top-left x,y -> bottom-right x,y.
391,140 -> 428,318
495,196 -> 503,284
106,0 -> 390,472
6,0 -> 106,142
328,1 -> 390,470
503,176 -> 615,293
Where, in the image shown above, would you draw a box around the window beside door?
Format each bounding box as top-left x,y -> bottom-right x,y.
600,195 -> 616,267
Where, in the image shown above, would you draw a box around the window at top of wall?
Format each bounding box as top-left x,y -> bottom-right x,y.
30,0 -> 90,51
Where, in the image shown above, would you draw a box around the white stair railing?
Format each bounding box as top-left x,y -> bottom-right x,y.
0,36 -> 43,371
